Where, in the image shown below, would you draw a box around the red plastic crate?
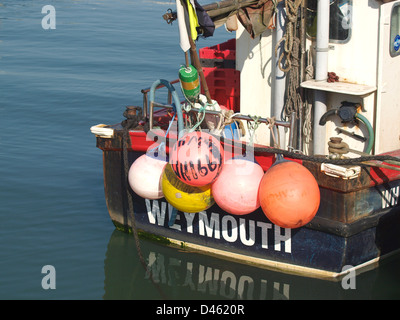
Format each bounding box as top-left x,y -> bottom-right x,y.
199,38 -> 236,60
207,87 -> 240,111
203,68 -> 240,89
201,69 -> 240,112
199,38 -> 240,112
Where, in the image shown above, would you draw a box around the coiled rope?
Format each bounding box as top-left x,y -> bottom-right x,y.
275,0 -> 303,73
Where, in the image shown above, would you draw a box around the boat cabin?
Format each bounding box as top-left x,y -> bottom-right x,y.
214,0 -> 400,157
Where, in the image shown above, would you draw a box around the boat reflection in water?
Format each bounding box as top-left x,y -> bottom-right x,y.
103,229 -> 400,300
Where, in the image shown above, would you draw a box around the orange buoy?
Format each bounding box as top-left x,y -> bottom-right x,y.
212,158 -> 264,215
128,153 -> 167,199
258,160 -> 320,228
169,131 -> 223,187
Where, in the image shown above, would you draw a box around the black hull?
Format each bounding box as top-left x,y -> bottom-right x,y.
96,128 -> 400,278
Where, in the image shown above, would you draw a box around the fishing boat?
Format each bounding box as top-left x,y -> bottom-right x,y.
91,0 -> 400,279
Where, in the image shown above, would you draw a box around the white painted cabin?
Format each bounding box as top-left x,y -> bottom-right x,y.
236,0 -> 400,156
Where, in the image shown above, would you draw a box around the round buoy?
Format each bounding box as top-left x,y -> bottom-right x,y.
161,164 -> 214,213
179,65 -> 200,102
128,153 -> 167,200
212,158 -> 264,215
170,131 -> 223,187
258,161 -> 320,228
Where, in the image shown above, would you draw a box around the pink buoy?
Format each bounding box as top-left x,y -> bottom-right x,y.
128,153 -> 167,199
211,158 -> 264,215
170,131 -> 223,187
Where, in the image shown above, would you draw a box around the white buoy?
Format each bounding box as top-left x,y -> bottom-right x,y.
128,153 -> 167,199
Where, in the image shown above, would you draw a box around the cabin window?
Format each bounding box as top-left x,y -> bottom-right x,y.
306,0 -> 352,43
390,3 -> 400,57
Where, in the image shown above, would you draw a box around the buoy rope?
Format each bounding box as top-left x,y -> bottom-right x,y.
165,112 -> 176,136
267,116 -> 280,148
122,123 -> 142,249
189,105 -> 206,132
213,109 -> 243,137
247,115 -> 261,145
122,117 -> 168,299
187,98 -> 219,133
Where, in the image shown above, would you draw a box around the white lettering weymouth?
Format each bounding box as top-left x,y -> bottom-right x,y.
145,199 -> 291,253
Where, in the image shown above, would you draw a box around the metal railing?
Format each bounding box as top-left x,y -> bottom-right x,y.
141,79 -> 180,119
140,79 -> 296,149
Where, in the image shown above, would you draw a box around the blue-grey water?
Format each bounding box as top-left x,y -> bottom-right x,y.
1,0 -> 399,300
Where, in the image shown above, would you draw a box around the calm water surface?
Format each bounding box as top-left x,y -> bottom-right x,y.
0,0 -> 399,300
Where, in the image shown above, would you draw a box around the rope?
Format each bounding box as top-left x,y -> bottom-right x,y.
187,97 -> 219,133
274,0 -> 303,121
247,115 -> 261,145
275,0 -> 303,73
253,144 -> 400,166
282,36 -> 302,120
267,116 -> 280,148
122,124 -> 143,258
302,50 -> 313,151
188,105 -> 206,132
303,98 -> 313,147
121,114 -> 168,300
271,0 -> 279,13
214,110 -> 246,138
